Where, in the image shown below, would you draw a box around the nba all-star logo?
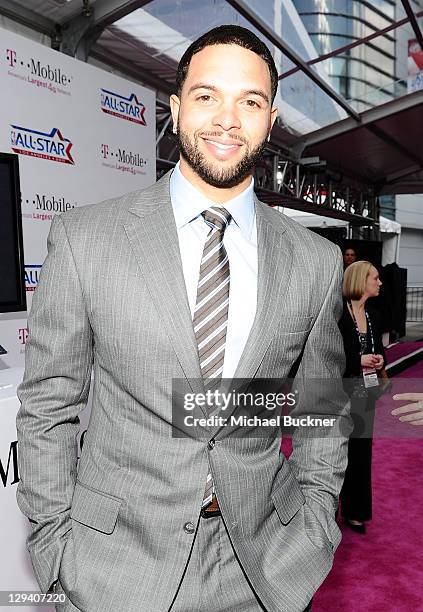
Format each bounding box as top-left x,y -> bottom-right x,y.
25,265 -> 42,291
100,89 -> 146,125
11,125 -> 74,164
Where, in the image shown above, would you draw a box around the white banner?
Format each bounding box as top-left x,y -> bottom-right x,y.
0,27 -> 156,368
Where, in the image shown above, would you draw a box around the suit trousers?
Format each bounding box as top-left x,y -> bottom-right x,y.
169,515 -> 313,612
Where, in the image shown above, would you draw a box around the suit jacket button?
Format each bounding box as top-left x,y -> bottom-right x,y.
183,522 -> 195,534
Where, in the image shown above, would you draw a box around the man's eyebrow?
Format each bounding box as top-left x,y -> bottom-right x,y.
187,83 -> 219,95
241,88 -> 269,104
187,83 -> 269,104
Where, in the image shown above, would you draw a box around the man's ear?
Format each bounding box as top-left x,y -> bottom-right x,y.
170,94 -> 180,134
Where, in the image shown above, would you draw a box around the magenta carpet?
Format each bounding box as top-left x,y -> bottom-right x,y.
282,355 -> 423,611
385,341 -> 423,364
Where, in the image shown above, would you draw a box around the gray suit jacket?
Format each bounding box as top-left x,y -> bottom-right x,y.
16,170 -> 351,612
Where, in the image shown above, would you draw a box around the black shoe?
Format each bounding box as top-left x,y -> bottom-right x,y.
345,519 -> 366,534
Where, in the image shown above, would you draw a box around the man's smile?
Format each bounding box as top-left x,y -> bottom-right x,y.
201,136 -> 244,159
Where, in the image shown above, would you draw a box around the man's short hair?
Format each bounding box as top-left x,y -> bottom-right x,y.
175,25 -> 279,103
343,260 -> 372,301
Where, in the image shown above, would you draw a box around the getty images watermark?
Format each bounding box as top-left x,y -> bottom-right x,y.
171,378 -> 352,439
172,377 -> 423,439
182,388 -> 337,429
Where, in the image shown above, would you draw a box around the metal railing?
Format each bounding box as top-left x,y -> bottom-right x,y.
406,287 -> 423,322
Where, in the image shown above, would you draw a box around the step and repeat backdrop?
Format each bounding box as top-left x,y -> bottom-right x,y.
0,27 -> 156,610
0,25 -> 156,368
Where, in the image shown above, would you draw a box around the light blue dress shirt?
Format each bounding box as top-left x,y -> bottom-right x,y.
170,162 -> 258,379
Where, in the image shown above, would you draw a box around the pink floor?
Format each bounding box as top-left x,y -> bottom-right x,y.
385,341 -> 423,364
283,356 -> 423,611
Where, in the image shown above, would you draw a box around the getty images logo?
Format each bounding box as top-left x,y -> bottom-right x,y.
100,89 -> 146,125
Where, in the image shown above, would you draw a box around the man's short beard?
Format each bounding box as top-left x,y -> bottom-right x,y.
176,127 -> 267,189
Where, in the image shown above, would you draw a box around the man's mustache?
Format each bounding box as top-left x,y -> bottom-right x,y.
197,131 -> 248,145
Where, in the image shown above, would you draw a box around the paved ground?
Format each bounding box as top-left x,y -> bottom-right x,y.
402,322 -> 423,342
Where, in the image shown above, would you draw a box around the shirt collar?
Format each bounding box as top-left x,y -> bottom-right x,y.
170,161 -> 255,239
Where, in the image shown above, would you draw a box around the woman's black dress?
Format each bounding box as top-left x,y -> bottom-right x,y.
338,301 -> 386,522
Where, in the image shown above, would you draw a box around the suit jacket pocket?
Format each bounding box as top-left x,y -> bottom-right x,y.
271,470 -> 306,524
70,480 -> 123,534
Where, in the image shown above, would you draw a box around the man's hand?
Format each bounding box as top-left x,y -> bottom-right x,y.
392,393 -> 423,425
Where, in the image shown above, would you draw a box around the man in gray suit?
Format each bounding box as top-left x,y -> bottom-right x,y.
17,25 -> 351,612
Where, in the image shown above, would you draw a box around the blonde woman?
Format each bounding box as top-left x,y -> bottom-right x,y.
338,261 -> 385,534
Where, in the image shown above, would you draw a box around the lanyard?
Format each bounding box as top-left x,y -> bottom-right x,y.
347,301 -> 375,355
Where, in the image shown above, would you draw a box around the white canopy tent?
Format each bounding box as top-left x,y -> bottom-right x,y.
276,207 -> 348,228
277,208 -> 401,265
379,216 -> 402,266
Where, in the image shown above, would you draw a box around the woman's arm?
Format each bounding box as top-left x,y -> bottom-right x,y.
338,305 -> 361,376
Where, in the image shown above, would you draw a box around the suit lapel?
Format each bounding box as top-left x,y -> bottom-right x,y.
123,173 -> 206,402
233,197 -> 294,380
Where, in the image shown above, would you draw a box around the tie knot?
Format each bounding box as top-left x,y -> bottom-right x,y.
202,207 -> 232,232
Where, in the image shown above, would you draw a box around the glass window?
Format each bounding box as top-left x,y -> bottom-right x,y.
370,1 -> 395,19
348,78 -> 395,106
353,4 -> 393,31
349,46 -> 394,73
299,13 -> 351,37
292,0 -> 350,15
309,33 -> 357,55
348,59 -> 394,86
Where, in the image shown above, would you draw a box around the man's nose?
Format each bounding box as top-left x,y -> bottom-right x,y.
211,103 -> 241,131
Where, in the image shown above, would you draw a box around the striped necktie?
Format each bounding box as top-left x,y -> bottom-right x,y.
193,206 -> 231,508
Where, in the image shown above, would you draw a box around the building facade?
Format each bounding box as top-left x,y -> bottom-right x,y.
294,0 -> 423,284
